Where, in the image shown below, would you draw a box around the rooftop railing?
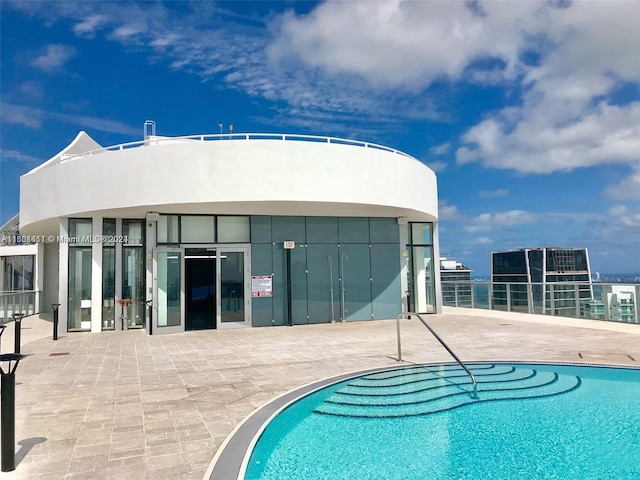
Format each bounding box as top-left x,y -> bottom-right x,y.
49,133 -> 416,168
441,281 -> 640,324
0,291 -> 41,323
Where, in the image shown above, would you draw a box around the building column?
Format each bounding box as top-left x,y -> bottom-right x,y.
91,216 -> 103,333
145,213 -> 158,335
397,217 -> 409,312
58,218 -> 69,336
432,221 -> 443,314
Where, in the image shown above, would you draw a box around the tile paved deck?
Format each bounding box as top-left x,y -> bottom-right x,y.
1,308 -> 639,479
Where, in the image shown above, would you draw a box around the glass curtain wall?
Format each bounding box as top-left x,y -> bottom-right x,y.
68,219 -> 92,331
122,220 -> 145,328
102,219 -> 116,330
0,255 -> 35,291
408,223 -> 436,313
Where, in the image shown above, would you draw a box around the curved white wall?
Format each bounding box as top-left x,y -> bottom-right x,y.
20,136 -> 438,235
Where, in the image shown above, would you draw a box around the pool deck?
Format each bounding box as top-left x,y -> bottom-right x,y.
0,308 -> 638,480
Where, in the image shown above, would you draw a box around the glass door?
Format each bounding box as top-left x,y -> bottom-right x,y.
153,248 -> 183,334
218,246 -> 251,328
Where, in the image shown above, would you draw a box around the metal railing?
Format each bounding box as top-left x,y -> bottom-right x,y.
44,132 -> 416,168
0,291 -> 41,323
396,312 -> 477,398
440,281 -> 640,324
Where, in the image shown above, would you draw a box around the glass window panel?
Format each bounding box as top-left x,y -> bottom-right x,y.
69,219 -> 92,245
1,257 -> 10,291
68,247 -> 92,330
410,223 -> 432,245
102,247 -> 116,330
411,245 -> 435,313
103,219 -> 116,246
122,247 -> 145,328
250,216 -> 272,243
123,220 -> 144,245
181,216 -> 215,243
22,255 -> 34,290
158,252 -> 181,327
306,217 -> 338,244
158,215 -> 179,244
217,216 -> 250,243
221,252 -> 245,322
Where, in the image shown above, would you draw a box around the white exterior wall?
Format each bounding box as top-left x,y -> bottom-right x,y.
20,137 -> 438,235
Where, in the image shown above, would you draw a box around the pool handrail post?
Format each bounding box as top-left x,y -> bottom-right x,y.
396,312 -> 478,399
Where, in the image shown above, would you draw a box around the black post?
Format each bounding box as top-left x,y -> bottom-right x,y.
286,248 -> 293,326
145,300 -> 153,335
0,325 -> 5,353
52,304 -> 61,341
12,314 -> 24,354
0,353 -> 25,472
405,290 -> 412,319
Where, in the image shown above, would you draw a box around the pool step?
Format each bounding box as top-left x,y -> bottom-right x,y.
313,364 -> 581,418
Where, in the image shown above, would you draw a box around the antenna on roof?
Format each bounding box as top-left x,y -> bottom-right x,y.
229,124 -> 234,134
218,123 -> 223,136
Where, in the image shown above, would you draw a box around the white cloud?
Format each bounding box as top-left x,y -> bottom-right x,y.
471,237 -> 493,245
1,103 -> 42,128
464,210 -> 539,233
73,14 -> 108,37
426,160 -> 447,173
479,189 -> 509,198
0,150 -> 41,164
438,201 -> 460,221
268,1 -> 545,89
0,102 -> 138,135
31,44 -> 76,72
456,1 -> 640,174
603,163 -> 640,200
429,142 -> 451,155
608,205 -> 640,228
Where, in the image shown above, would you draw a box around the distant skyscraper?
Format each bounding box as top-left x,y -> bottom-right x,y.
440,257 -> 472,306
491,247 -> 593,314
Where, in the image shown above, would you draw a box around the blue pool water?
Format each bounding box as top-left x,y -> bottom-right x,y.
245,363 -> 640,480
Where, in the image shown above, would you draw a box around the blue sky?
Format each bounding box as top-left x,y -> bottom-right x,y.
1,0 -> 639,276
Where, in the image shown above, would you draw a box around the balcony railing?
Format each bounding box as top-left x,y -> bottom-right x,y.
0,291 -> 41,323
440,281 -> 640,324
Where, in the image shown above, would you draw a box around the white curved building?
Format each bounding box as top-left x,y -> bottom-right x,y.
13,128 -> 442,335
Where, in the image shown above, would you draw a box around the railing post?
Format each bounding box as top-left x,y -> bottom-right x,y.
527,283 -> 533,314
470,284 -> 475,308
396,314 -> 402,362
488,282 -> 493,310
506,283 -> 512,312
575,284 -> 581,319
454,284 -> 459,307
549,284 -> 555,316
635,285 -> 640,324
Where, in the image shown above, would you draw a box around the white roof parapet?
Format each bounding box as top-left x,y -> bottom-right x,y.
29,132 -> 419,170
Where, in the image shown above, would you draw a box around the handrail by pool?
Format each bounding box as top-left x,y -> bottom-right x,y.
396,312 -> 478,399
48,132 -> 417,168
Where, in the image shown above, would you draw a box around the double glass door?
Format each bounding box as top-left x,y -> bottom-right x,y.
153,245 -> 249,334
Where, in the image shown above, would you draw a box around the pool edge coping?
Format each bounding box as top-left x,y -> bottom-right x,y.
203,360 -> 640,480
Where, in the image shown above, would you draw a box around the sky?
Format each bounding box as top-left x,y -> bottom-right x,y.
1,0 -> 639,277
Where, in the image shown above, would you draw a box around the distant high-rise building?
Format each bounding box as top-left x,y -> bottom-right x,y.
491,247 -> 593,315
440,257 -> 472,306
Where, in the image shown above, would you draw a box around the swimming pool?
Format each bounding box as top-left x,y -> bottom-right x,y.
243,363 -> 640,480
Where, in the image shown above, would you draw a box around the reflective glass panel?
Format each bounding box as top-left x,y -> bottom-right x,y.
218,216 -> 250,243
158,215 -> 179,244
181,216 -> 215,243
158,251 -> 181,327
68,247 -> 92,330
